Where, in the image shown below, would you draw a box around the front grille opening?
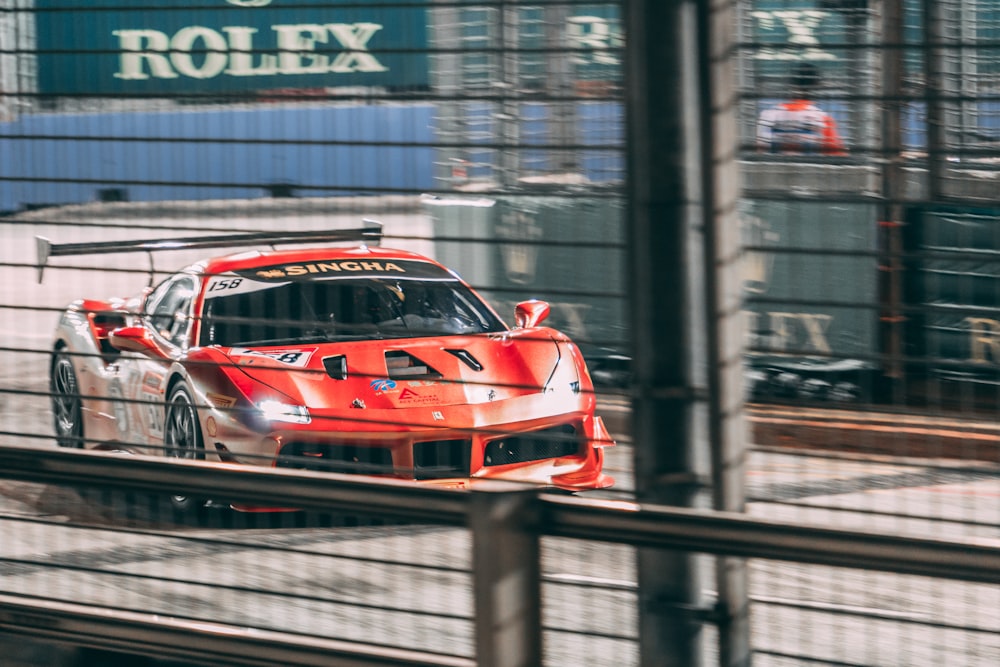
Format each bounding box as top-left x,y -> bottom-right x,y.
414,439 -> 472,479
277,442 -> 394,475
483,425 -> 581,467
386,350 -> 441,379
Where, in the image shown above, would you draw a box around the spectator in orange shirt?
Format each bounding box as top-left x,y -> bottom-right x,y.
757,63 -> 847,156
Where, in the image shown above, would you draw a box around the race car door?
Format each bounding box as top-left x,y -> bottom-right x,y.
114,274 -> 198,448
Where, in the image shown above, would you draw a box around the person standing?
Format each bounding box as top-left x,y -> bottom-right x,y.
757,62 -> 847,156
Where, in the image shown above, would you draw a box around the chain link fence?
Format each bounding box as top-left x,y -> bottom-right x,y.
0,1 -> 997,666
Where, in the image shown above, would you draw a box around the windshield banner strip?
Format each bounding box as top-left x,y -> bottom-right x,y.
234,259 -> 456,282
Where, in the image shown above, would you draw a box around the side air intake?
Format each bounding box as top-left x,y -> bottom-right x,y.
323,355 -> 347,380
385,350 -> 441,379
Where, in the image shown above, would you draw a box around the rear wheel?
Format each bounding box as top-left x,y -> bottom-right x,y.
51,351 -> 84,448
162,380 -> 205,516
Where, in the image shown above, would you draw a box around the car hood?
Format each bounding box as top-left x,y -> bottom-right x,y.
223,330 -> 575,410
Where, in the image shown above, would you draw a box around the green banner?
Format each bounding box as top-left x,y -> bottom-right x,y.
35,0 -> 430,95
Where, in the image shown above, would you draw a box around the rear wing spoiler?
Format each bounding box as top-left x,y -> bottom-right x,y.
36,220 -> 383,283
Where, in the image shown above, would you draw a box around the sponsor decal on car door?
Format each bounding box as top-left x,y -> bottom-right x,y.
119,358 -> 167,442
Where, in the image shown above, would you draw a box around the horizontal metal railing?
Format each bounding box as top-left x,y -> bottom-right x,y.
0,593 -> 474,667
0,445 -> 997,666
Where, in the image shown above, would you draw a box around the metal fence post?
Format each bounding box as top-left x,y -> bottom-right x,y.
626,0 -> 712,664
697,0 -> 751,664
470,485 -> 542,667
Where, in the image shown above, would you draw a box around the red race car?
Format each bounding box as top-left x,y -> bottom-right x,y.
39,224 -> 614,513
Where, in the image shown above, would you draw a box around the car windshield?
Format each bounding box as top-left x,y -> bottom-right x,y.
199,276 -> 507,347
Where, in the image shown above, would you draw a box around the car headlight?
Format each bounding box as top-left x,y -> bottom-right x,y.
256,400 -> 311,424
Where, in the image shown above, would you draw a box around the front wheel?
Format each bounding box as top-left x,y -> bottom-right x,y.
51,350 -> 84,448
162,380 -> 205,516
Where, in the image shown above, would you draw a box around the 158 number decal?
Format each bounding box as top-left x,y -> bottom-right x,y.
207,278 -> 243,292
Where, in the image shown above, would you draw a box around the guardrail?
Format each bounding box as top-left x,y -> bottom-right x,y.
1,445 -> 998,667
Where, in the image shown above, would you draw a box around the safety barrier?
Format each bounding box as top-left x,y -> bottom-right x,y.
1,446 -> 996,666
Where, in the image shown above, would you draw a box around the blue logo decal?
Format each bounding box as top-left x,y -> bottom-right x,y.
370,378 -> 397,392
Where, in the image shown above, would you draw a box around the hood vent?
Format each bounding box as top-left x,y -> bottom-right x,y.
444,348 -> 484,372
386,350 -> 441,379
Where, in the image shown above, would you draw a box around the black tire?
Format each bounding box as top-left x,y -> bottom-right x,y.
51,350 -> 84,448
162,380 -> 206,516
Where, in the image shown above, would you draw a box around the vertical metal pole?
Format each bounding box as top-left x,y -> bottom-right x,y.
431,1 -> 466,188
697,0 -> 751,665
626,0 -> 711,665
0,0 -> 8,122
497,0 -> 521,187
0,0 -> 26,120
470,486 -> 542,667
880,0 -> 906,389
957,0 -> 978,165
846,7 -> 873,155
923,0 -> 946,199
544,2 -> 578,174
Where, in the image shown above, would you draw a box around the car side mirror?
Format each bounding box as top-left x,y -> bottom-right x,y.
108,326 -> 167,358
514,300 -> 550,328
